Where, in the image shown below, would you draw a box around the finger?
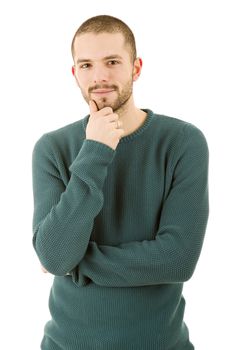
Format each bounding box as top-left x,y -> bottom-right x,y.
41,265 -> 48,273
107,113 -> 119,122
116,120 -> 122,128
101,110 -> 117,120
89,99 -> 99,114
116,128 -> 125,138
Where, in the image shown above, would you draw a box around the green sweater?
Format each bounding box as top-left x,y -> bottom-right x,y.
32,109 -> 209,350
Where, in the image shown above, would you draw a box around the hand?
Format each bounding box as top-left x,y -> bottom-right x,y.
41,265 -> 48,273
86,100 -> 124,151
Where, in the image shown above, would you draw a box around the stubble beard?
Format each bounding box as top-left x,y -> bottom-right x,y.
81,78 -> 133,114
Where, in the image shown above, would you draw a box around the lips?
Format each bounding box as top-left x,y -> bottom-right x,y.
91,89 -> 115,94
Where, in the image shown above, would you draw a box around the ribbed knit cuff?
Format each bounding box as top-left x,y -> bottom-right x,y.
69,139 -> 116,189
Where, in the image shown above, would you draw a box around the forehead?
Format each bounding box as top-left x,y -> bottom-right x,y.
73,32 -> 130,61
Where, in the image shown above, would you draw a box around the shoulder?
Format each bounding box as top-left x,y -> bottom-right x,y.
149,110 -> 208,147
44,117 -> 85,144
145,110 -> 209,170
157,113 -> 208,164
153,111 -> 204,135
32,116 -> 87,155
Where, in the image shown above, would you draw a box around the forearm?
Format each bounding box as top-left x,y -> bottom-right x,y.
32,138 -> 115,276
76,219 -> 208,287
74,125 -> 209,287
33,176 -> 102,276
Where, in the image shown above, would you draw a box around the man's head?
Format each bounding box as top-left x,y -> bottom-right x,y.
71,15 -> 137,64
71,15 -> 142,112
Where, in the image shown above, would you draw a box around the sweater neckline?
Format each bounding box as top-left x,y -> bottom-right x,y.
82,109 -> 154,143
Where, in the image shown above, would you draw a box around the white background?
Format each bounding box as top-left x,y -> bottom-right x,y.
0,1 -> 232,349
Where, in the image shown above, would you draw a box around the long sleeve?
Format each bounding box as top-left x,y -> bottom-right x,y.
76,124 -> 209,287
32,135 -> 115,276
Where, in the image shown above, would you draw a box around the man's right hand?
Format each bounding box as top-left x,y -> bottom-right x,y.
41,265 -> 48,273
86,100 -> 124,151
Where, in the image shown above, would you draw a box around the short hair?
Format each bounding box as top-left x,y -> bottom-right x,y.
71,15 -> 137,63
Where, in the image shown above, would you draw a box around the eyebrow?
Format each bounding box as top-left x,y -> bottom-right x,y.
76,55 -> 123,64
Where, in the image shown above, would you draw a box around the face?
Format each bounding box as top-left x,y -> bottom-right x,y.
72,32 -> 141,111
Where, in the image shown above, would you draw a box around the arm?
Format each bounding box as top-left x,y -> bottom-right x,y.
76,124 -> 209,287
32,135 -> 115,276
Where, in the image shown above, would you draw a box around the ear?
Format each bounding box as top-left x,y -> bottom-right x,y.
133,57 -> 143,81
71,65 -> 81,87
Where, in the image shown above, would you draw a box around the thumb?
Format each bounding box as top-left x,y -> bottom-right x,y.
89,99 -> 99,114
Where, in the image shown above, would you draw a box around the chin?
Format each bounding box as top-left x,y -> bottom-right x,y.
96,98 -> 117,110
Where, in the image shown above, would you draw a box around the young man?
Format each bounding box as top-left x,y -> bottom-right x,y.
32,15 -> 209,350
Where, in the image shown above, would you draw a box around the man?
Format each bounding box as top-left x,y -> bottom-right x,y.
32,15 -> 209,350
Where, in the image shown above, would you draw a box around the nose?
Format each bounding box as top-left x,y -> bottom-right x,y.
92,64 -> 109,84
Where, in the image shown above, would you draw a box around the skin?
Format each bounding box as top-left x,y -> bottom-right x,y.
41,31 -> 147,273
72,32 -> 147,136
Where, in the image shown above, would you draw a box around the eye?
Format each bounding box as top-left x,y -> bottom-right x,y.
107,60 -> 119,65
80,63 -> 91,69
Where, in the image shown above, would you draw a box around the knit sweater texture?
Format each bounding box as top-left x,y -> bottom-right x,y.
32,109 -> 209,350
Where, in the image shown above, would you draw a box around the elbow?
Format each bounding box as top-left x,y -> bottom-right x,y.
37,256 -> 79,277
180,266 -> 195,282
32,234 -> 82,277
41,261 -> 68,276
177,253 -> 200,282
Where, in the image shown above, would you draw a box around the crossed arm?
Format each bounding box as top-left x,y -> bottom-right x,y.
34,126 -> 209,286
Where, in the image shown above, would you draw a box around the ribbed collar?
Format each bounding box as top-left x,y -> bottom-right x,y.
82,109 -> 154,143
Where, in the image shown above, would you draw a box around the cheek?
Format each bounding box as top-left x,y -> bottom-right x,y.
76,74 -> 88,90
113,71 -> 128,86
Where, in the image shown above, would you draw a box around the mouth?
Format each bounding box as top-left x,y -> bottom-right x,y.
91,89 -> 115,95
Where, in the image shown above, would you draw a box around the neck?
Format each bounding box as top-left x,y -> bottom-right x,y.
116,95 -> 147,137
